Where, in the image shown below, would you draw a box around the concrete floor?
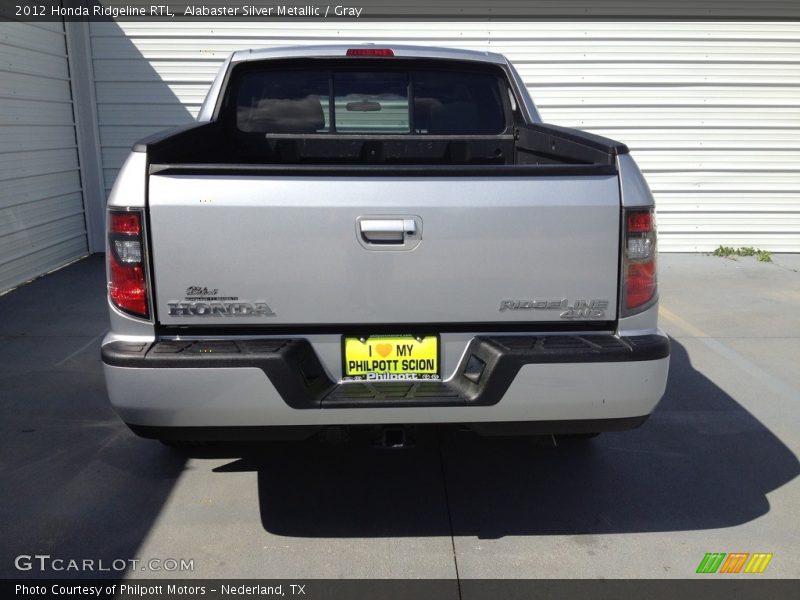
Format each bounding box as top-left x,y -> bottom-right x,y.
0,253 -> 798,580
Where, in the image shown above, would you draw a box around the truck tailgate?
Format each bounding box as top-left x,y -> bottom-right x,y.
148,173 -> 620,326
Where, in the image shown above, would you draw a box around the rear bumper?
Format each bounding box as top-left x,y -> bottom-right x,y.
102,333 -> 669,435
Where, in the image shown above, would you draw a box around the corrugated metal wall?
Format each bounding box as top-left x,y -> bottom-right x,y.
0,20 -> 87,293
89,20 -> 800,252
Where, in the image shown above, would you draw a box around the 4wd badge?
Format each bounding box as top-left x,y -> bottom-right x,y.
499,298 -> 609,320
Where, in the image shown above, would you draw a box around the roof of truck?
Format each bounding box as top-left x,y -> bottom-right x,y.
231,44 -> 509,65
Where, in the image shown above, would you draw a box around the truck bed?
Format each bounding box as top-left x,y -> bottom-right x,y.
136,120 -> 628,174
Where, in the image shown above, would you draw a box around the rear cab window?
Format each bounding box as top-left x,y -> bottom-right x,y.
231,61 -> 512,135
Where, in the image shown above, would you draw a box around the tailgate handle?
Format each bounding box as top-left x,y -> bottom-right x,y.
359,219 -> 416,244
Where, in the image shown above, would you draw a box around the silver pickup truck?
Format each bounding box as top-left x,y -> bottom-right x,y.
101,44 -> 669,445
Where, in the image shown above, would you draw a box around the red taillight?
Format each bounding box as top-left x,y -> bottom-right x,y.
109,256 -> 148,316
107,209 -> 149,318
110,212 -> 141,235
623,208 -> 657,313
346,48 -> 395,57
627,211 -> 652,234
626,261 -> 656,309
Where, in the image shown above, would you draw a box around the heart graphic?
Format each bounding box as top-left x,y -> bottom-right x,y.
376,343 -> 392,358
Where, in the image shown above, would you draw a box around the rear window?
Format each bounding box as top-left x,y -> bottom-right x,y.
237,70 -> 330,133
412,71 -> 505,135
235,68 -> 507,135
334,71 -> 409,133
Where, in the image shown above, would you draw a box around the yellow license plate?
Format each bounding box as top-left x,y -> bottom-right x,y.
343,335 -> 439,381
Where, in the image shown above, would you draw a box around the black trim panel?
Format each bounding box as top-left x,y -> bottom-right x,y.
148,163 -> 617,177
527,123 -> 629,159
130,424 -> 322,442
156,320 -> 616,337
467,415 -> 648,436
102,334 -> 669,410
132,121 -> 217,154
128,415 -> 648,442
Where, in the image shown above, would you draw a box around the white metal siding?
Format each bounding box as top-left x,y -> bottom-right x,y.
90,20 -> 800,252
0,20 -> 87,293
